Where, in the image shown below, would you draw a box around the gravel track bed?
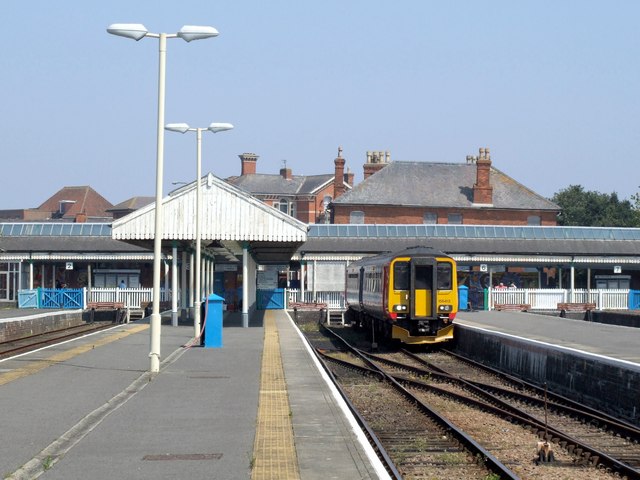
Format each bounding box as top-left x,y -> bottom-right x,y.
412,387 -> 618,480
331,362 -> 494,480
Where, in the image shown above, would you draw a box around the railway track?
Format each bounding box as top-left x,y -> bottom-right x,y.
0,322 -> 115,359
303,322 -> 640,479
303,327 -> 520,479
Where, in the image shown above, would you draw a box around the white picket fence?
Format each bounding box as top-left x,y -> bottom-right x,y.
286,289 -> 345,310
489,288 -> 630,311
286,288 -> 632,312
88,288 -> 172,309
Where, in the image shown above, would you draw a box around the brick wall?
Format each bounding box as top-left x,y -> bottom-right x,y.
333,205 -> 557,225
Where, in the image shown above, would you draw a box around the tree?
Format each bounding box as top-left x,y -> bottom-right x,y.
551,185 -> 640,227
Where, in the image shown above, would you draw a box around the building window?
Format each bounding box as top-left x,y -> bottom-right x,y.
423,212 -> 437,224
527,215 -> 541,225
447,213 -> 462,224
350,211 -> 365,224
276,198 -> 295,217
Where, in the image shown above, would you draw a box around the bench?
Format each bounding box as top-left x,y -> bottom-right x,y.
557,302 -> 596,320
87,302 -> 127,323
494,303 -> 531,312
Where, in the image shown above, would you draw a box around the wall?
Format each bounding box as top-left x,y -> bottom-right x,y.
0,311 -> 85,342
333,205 -> 557,225
453,325 -> 640,425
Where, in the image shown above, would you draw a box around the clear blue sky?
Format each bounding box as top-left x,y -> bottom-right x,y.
2,1 -> 639,209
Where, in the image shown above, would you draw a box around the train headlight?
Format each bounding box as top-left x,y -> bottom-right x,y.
438,304 -> 452,312
393,304 -> 407,312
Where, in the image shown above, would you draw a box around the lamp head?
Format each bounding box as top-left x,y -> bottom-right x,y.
177,25 -> 219,42
208,122 -> 234,133
165,123 -> 192,134
107,23 -> 148,41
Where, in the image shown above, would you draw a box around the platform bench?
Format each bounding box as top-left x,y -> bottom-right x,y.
494,303 -> 531,312
557,302 -> 596,320
87,302 -> 126,323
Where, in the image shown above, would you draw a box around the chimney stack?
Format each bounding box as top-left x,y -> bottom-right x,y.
363,150 -> 390,179
239,152 -> 259,175
344,167 -> 354,188
472,147 -> 493,204
334,146 -> 346,198
280,167 -> 292,180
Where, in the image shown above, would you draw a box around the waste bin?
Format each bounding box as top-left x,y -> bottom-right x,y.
202,293 -> 224,348
458,285 -> 469,311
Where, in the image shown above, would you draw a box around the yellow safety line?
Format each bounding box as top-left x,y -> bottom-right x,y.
252,311 -> 300,480
0,324 -> 149,386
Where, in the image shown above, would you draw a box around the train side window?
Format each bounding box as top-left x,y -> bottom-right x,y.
437,263 -> 452,290
414,265 -> 432,290
393,262 -> 410,290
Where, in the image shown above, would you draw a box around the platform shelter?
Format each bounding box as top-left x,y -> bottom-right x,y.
111,173 -> 308,325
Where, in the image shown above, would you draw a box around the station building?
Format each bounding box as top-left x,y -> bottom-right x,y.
1,150 -> 638,311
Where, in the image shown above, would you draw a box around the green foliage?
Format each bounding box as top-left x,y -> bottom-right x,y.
551,185 -> 640,227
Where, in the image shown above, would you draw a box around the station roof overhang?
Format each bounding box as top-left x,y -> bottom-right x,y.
295,237 -> 640,268
111,173 -> 308,265
0,236 -> 155,262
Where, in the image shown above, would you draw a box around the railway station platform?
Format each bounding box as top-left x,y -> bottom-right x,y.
0,309 -> 387,480
455,310 -> 640,425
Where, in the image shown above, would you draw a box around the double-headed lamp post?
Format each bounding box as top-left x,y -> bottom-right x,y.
165,122 -> 234,340
107,23 -> 218,373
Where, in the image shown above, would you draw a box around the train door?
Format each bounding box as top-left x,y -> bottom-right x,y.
410,258 -> 436,319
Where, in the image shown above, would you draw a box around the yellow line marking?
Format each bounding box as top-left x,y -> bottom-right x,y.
252,311 -> 300,480
0,324 -> 149,386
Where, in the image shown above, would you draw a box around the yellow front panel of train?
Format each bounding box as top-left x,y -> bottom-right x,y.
414,289 -> 432,317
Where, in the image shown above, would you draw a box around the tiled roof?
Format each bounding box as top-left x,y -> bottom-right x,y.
331,161 -> 559,211
37,186 -> 114,218
108,196 -> 155,212
226,174 -> 334,196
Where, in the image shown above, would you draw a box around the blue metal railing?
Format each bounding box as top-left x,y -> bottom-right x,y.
18,288 -> 84,309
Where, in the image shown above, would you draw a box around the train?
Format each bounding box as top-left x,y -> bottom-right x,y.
345,246 -> 458,345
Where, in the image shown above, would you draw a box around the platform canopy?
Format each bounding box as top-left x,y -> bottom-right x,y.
112,173 -> 308,264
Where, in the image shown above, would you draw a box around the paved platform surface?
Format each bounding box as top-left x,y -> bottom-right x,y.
0,309 -> 385,480
457,310 -> 640,365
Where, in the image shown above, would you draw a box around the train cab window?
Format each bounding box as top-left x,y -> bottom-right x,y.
414,265 -> 433,290
393,262 -> 410,290
437,263 -> 452,290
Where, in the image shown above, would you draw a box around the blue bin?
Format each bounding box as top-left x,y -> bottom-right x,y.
458,285 -> 469,311
202,293 -> 224,348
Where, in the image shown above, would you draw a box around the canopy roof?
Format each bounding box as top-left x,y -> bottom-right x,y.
112,173 -> 308,264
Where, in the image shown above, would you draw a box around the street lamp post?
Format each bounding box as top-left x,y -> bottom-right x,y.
165,122 -> 234,340
107,23 -> 219,373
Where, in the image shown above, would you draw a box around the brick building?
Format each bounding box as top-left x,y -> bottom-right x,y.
330,148 -> 560,225
0,186 -> 114,223
226,149 -> 353,224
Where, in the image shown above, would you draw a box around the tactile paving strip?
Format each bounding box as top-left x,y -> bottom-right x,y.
252,310 -> 300,480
